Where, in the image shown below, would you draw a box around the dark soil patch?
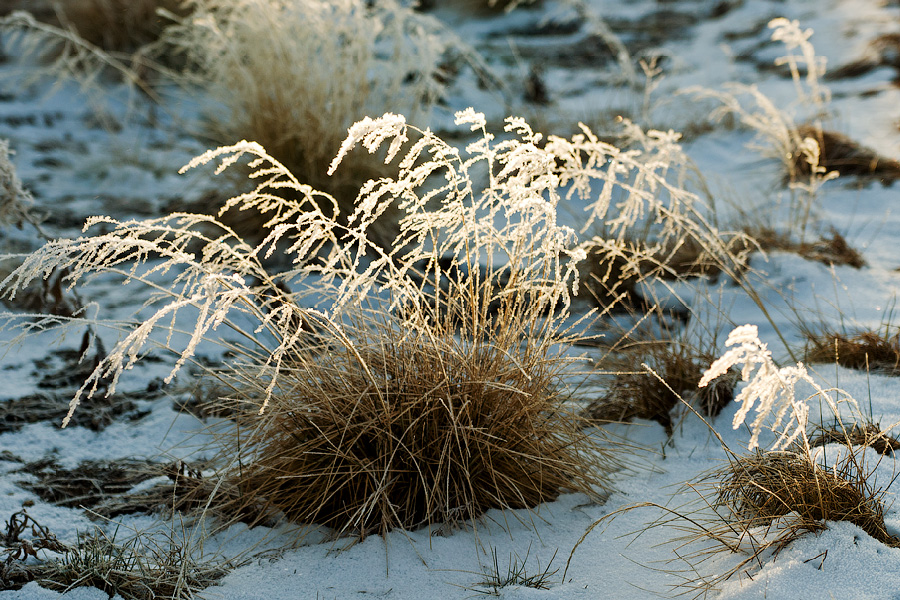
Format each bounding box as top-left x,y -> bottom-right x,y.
16,457 -> 158,509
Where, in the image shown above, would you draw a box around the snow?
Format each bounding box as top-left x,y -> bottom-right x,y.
3,0 -> 900,598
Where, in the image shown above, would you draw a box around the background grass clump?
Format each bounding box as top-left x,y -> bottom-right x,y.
163,0 -> 449,245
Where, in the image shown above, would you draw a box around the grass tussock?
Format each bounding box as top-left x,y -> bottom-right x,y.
569,326 -> 898,596
750,226 -> 865,268
586,340 -> 737,435
566,445 -> 900,597
810,420 -> 900,456
216,308 -> 616,538
162,0 -> 448,244
804,328 -> 900,375
716,449 -> 899,548
793,124 -> 900,185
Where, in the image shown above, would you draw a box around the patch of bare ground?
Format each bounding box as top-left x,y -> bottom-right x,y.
15,457 -> 158,509
0,344 -> 163,432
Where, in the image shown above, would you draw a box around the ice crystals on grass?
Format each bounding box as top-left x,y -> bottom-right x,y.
328,113 -> 408,175
453,107 -> 486,131
700,325 -> 813,450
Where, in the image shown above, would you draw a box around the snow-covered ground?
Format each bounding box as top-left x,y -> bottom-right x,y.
2,0 -> 900,598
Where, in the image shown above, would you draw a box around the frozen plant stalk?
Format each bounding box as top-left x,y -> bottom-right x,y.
700,325 -> 857,450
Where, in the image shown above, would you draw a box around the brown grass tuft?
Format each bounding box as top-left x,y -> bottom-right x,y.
751,226 -> 866,268
717,448 -> 900,548
209,309 -> 617,539
586,340 -> 738,435
577,235 -> 748,311
804,328 -> 900,375
793,124 -> 900,185
810,420 -> 900,456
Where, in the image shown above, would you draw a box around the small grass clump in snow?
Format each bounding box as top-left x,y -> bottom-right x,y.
804,327 -> 900,375
749,226 -> 866,269
36,527 -> 230,600
0,509 -> 229,599
793,124 -> 900,185
810,420 -> 900,456
716,448 -> 899,549
586,339 -> 737,436
470,546 -> 559,596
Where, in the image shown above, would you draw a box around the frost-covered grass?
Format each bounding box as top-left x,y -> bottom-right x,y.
2,0 -> 900,598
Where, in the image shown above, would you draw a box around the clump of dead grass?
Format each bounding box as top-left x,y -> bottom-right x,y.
212,305 -> 616,539
804,328 -> 900,375
750,226 -> 866,268
0,509 -> 230,598
586,339 -> 738,435
36,527 -> 230,600
162,0 -> 449,245
810,420 -> 900,456
716,448 -> 899,548
793,124 -> 900,185
0,107 -> 751,541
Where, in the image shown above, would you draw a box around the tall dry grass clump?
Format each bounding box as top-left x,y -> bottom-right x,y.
219,308 -> 603,537
163,0 -> 448,242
